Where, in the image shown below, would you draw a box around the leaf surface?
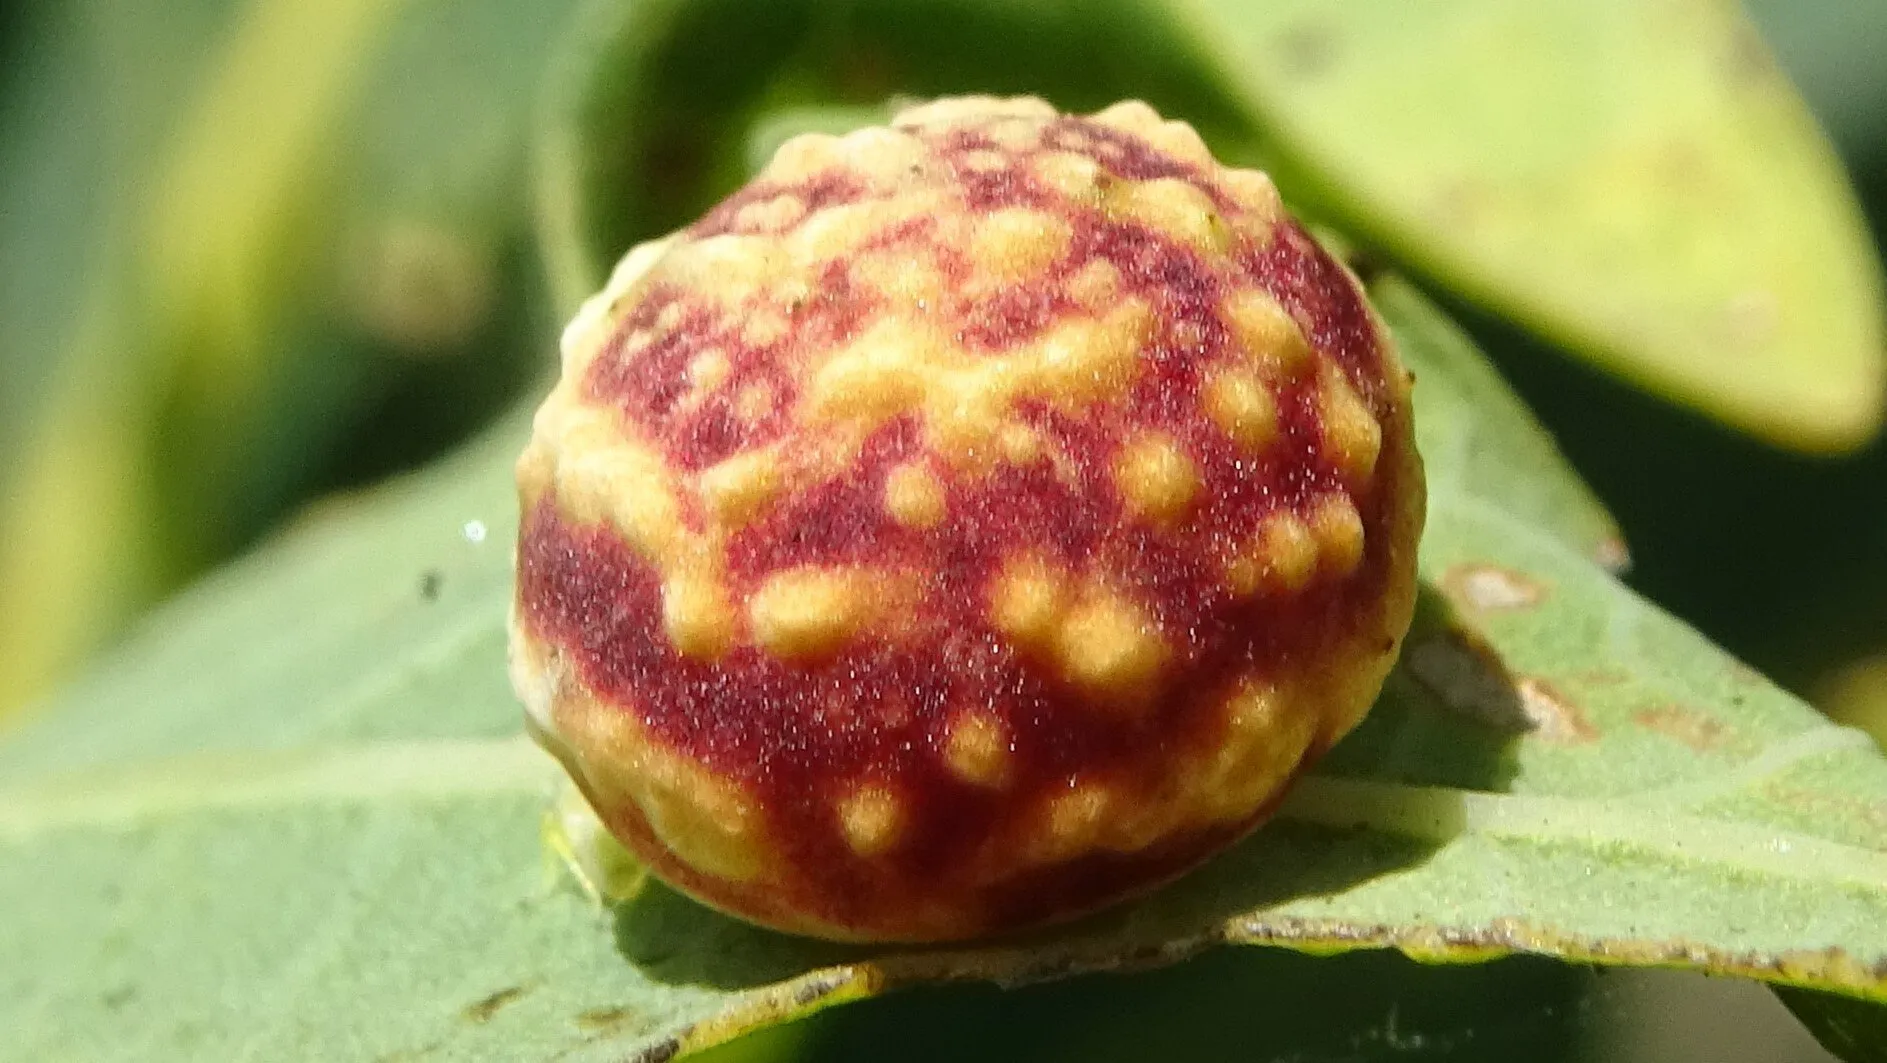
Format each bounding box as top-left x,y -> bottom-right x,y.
4,279 -> 1883,1062
0,0 -> 583,717
1177,0 -> 1886,451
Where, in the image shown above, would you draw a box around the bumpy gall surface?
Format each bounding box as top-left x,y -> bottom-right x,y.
510,97 -> 1425,941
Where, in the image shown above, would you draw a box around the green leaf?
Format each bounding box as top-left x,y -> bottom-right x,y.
533,0 -> 1275,312
1175,0 -> 1886,452
4,275 -> 1882,1062
534,0 -> 1885,454
0,0 -> 582,716
1371,271 -> 1622,569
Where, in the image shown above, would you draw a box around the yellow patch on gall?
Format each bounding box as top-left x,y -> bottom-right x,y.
1191,680 -> 1313,823
1220,169 -> 1283,226
1056,588 -> 1168,705
697,449 -> 780,528
1034,300 -> 1152,409
958,148 -> 1010,174
998,423 -> 1043,464
787,200 -> 889,264
807,320 -> 942,426
1093,100 -> 1215,169
1064,259 -> 1122,312
1108,177 -> 1228,255
1029,781 -> 1115,865
1309,496 -> 1366,577
749,567 -> 871,660
661,570 -> 735,660
855,249 -> 948,309
733,194 -> 807,233
988,553 -> 1067,647
743,304 -> 792,347
1226,511 -> 1319,598
1115,432 -> 1200,525
549,416 -> 684,565
800,295 -> 1151,475
686,349 -> 730,397
1090,99 -> 1163,137
1318,364 -> 1383,488
659,233 -> 792,308
1033,151 -> 1103,201
838,783 -> 906,857
1224,289 -> 1313,378
979,115 -> 1045,151
943,710 -> 1013,788
1202,367 -> 1279,451
884,462 -> 948,529
896,95 -> 1057,130
765,132 -> 846,182
834,125 -> 928,187
969,208 -> 1072,283
553,698 -> 769,883
733,383 -> 776,423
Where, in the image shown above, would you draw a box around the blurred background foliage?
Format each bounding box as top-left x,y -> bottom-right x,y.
0,1 -> 1884,1059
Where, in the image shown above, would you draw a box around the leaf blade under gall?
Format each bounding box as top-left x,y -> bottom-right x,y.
3,275 -> 1884,1060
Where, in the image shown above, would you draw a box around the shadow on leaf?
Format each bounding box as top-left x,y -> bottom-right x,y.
1319,584 -> 1531,792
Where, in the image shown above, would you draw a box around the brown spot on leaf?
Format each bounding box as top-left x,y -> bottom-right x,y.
1764,784 -> 1887,838
1634,706 -> 1733,753
1571,667 -> 1631,687
574,1006 -> 635,1033
1443,563 -> 1547,614
1518,678 -> 1598,744
373,1043 -> 444,1063
1405,628 -> 1530,733
1725,24 -> 1778,88
1275,21 -> 1339,78
461,984 -> 529,1024
1728,659 -> 1767,688
1594,535 -> 1631,573
1428,177 -> 1490,231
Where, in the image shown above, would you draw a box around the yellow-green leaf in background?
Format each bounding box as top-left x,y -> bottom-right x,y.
0,0 -> 581,719
3,277 -> 1881,1062
1177,0 -> 1886,452
537,0 -> 1885,453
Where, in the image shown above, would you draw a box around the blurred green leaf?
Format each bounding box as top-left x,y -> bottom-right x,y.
534,0 -> 1273,311
1373,271 -> 1621,568
1179,0 -> 1886,452
0,0 -> 578,717
539,0 -> 1885,452
0,0 -> 248,720
3,277 -> 1882,1061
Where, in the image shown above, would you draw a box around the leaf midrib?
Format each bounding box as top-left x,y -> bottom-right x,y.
6,727 -> 1882,892
0,734 -> 555,840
